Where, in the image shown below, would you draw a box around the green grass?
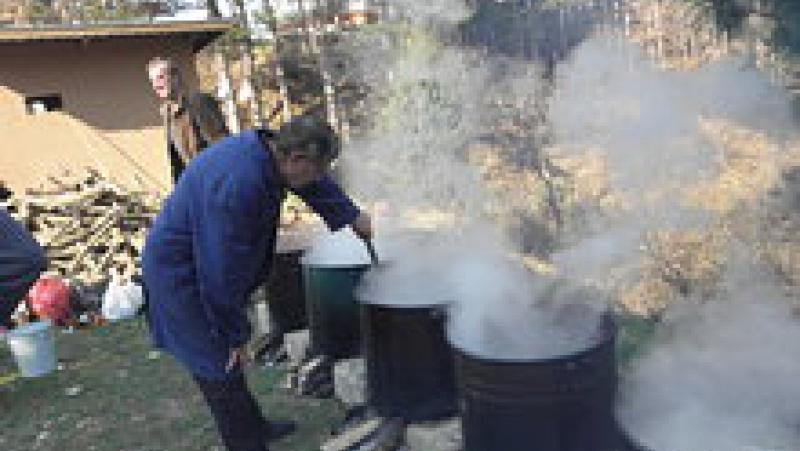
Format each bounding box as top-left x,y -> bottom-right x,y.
0,314 -> 660,451
615,312 -> 660,371
0,319 -> 344,451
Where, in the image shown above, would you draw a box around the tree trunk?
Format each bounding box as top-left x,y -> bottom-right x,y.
297,0 -> 305,51
318,0 -> 339,131
265,0 -> 292,122
235,1 -> 263,127
207,0 -> 222,18
216,50 -> 240,133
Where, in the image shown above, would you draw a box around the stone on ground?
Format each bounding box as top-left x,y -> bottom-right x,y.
333,357 -> 367,406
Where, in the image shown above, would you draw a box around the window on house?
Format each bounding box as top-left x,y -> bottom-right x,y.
25,94 -> 63,115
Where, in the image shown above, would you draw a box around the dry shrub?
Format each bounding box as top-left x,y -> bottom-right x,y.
618,274 -> 677,315
752,158 -> 800,290
550,147 -> 624,212
624,0 -> 731,70
618,121 -> 800,314
686,118 -> 782,213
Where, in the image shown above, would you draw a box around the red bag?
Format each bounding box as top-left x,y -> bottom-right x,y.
28,277 -> 72,324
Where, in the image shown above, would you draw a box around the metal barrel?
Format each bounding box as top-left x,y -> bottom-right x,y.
303,263 -> 370,360
361,302 -> 457,421
265,249 -> 307,334
452,315 -> 623,451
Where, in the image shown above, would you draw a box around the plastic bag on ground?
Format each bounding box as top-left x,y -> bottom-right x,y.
101,273 -> 144,321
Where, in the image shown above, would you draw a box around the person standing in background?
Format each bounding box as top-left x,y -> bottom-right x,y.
146,57 -> 230,182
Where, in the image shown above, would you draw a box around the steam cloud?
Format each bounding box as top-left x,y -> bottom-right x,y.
552,35 -> 794,198
442,227 -> 606,360
389,0 -> 473,26
330,6 -> 800,446
549,32 -> 796,283
356,224 -> 606,360
545,12 -> 800,451
618,259 -> 800,451
329,0 -> 611,360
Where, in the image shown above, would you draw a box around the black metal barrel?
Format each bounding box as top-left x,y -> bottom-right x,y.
303,263 -> 370,359
361,302 -> 457,422
452,315 -> 622,451
264,248 -> 307,334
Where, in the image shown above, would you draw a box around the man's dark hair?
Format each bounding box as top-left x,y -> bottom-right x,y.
274,114 -> 340,163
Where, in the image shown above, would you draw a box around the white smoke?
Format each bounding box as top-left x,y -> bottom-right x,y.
552,36 -> 794,197
355,224 -> 606,359
334,1 -> 613,359
340,43 -> 495,217
618,259 -> 800,451
444,240 -> 607,360
538,12 -> 800,451
332,1 -> 800,448
356,229 -> 455,307
549,32 -> 796,283
389,0 -> 474,27
339,18 -> 548,221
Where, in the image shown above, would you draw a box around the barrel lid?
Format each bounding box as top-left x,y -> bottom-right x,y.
358,298 -> 451,309
8,320 -> 52,336
302,262 -> 372,270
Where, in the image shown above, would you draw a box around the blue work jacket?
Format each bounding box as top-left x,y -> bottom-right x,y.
142,130 -> 359,380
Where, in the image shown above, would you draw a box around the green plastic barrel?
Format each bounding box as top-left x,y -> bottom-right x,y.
303,263 -> 370,359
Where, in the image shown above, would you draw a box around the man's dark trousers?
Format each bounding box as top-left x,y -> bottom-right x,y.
193,371 -> 269,451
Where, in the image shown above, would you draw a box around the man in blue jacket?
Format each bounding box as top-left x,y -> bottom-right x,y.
142,114 -> 372,451
1,208 -> 47,329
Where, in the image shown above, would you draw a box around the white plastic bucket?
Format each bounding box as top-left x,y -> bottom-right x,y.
5,321 -> 56,377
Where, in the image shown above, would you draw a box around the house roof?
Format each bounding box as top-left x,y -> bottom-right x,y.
0,20 -> 234,52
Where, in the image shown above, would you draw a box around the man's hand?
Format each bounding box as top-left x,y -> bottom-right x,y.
225,345 -> 250,373
351,212 -> 373,242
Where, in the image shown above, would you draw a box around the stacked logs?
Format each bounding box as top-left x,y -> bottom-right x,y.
1,169 -> 161,286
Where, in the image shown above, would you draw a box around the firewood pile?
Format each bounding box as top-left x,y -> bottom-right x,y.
1,168 -> 161,286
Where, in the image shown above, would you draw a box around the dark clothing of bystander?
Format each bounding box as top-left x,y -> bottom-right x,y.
0,208 -> 46,326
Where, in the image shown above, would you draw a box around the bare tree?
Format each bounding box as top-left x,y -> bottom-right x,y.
238,1 -> 264,126
207,0 -> 221,18
216,48 -> 240,133
316,0 -> 340,131
264,0 -> 293,120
